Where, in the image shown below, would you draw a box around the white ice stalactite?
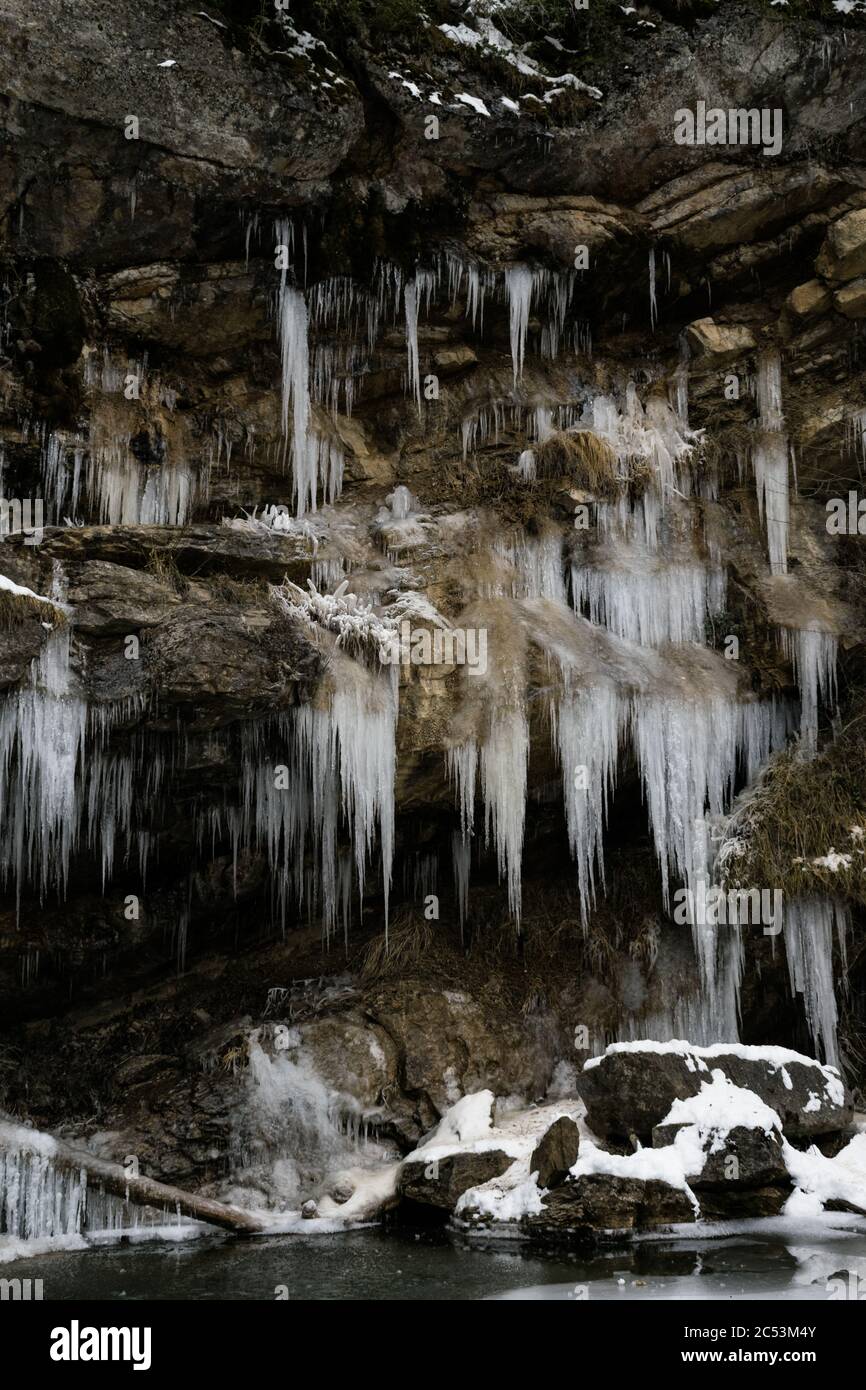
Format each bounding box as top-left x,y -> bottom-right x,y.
0,1147 -> 87,1240
41,431 -> 85,523
783,898 -> 848,1067
277,276 -> 345,515
778,627 -> 837,757
493,533 -> 567,604
277,281 -> 315,515
632,693 -> 788,1016
505,265 -> 534,384
553,685 -> 623,925
753,433 -> 789,577
447,740 -> 479,840
243,657 -> 398,939
480,710 -> 528,928
517,449 -> 536,482
404,277 -> 421,408
451,831 -> 471,938
0,596 -> 86,904
571,542 -> 727,647
649,247 -> 657,330
404,269 -> 437,409
753,350 -> 789,575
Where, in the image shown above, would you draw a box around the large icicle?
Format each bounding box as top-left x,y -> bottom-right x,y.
783,898 -> 847,1067
778,627 -> 837,756
242,656 -> 398,938
753,351 -> 790,575
0,593 -> 86,902
505,265 -> 533,384
277,281 -> 316,515
632,692 -> 788,1016
554,685 -> 623,924
572,541 -> 726,647
480,710 -> 528,927
404,270 -> 436,408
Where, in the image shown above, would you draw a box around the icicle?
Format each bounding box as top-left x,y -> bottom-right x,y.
404,270 -> 436,409
492,533 -> 567,604
648,246 -> 657,330
404,277 -> 421,408
753,433 -> 789,576
632,691 -> 788,1014
446,740 -> 478,839
0,606 -> 86,903
480,710 -> 528,927
241,657 -> 397,939
451,831 -> 471,938
572,542 -> 726,647
0,1147 -> 87,1240
753,351 -> 789,575
517,448 -> 536,482
554,685 -> 623,924
778,627 -> 837,757
783,898 -> 847,1067
277,281 -> 317,515
505,265 -> 533,384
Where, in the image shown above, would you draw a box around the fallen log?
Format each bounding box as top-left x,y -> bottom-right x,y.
0,1121 -> 267,1236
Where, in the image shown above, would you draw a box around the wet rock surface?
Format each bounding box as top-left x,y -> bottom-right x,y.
0,0 -> 865,1230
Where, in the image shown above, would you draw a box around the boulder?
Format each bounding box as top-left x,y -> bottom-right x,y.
696,1186 -> 790,1221
399,1149 -> 515,1211
816,208 -> 866,283
653,1121 -> 789,1189
524,1172 -> 694,1240
529,1115 -> 581,1189
576,1044 -> 851,1143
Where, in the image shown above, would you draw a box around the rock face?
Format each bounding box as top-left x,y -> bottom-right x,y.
576,1045 -> 852,1143
0,0 -> 865,1225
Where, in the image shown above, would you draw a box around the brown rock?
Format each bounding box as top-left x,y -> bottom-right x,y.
685,317 -> 756,358
786,280 -> 831,318
816,208 -> 866,283
834,278 -> 866,319
524,1172 -> 694,1240
529,1115 -> 581,1189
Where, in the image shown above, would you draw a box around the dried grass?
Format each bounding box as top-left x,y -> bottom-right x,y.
535,429 -> 620,499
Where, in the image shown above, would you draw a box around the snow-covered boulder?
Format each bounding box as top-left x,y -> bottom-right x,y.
400,1149 -> 515,1210
577,1041 -> 851,1143
652,1070 -> 789,1189
401,1093 -> 584,1218
399,1091 -> 514,1209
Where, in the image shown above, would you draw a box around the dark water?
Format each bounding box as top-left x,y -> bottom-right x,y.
5,1226 -> 866,1301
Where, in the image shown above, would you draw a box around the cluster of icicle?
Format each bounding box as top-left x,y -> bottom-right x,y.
441,367 -> 842,1052
0,566 -> 151,909
37,350 -> 194,527
0,1145 -> 184,1242
275,233 -> 590,514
